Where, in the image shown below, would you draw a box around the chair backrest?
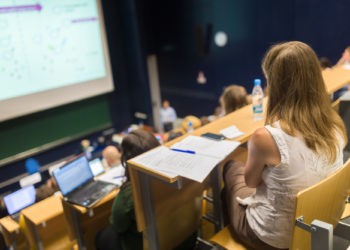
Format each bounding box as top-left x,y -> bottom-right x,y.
290,159 -> 350,249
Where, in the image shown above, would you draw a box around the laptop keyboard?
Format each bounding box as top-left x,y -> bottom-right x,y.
69,181 -> 116,207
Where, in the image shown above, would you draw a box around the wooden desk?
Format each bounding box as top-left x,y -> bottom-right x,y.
0,216 -> 28,250
323,67 -> 350,94
128,67 -> 350,250
129,145 -> 247,250
21,195 -> 74,250
61,189 -> 119,250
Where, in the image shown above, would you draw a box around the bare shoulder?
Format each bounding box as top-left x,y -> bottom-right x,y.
251,127 -> 280,165
251,127 -> 274,145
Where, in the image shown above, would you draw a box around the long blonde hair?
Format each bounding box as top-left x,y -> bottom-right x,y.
262,41 -> 347,163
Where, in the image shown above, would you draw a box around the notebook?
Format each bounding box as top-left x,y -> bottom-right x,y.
52,155 -> 116,208
88,158 -> 105,177
3,185 -> 36,221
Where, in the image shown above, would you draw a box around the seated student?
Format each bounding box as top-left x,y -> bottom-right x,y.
166,130 -> 184,142
102,145 -> 121,169
200,105 -> 224,126
319,56 -> 332,70
35,177 -> 59,201
201,85 -> 248,125
222,41 -> 347,250
0,197 -> 7,218
95,129 -> 160,250
220,84 -> 249,115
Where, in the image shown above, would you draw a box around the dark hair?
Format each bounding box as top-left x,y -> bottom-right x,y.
319,57 -> 332,69
120,129 -> 160,176
167,131 -> 184,142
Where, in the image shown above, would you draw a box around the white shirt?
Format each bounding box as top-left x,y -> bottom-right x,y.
160,106 -> 177,123
239,122 -> 344,249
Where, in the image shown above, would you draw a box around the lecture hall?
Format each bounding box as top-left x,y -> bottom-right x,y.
0,1 -> 350,250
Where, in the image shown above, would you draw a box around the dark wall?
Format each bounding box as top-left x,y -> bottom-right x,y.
294,0 -> 349,65
102,0 -> 153,129
136,0 -> 349,117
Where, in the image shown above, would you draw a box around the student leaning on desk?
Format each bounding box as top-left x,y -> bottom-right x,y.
95,129 -> 160,250
221,41 -> 347,250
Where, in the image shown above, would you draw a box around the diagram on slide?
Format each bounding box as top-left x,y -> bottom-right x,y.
0,0 -> 107,101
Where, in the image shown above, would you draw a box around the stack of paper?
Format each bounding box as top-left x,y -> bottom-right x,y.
131,136 -> 240,182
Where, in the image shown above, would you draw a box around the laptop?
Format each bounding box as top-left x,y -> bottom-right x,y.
88,158 -> 105,177
52,155 -> 116,208
3,185 -> 36,221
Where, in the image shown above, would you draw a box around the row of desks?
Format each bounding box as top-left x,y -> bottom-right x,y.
128,66 -> 350,250
0,189 -> 119,250
0,67 -> 350,250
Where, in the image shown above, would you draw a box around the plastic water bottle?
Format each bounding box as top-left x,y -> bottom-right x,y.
187,121 -> 194,133
252,78 -> 264,121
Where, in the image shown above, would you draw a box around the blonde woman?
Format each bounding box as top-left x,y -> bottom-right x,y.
222,41 -> 347,250
220,84 -> 249,115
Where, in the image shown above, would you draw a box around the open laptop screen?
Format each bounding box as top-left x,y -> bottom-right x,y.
53,156 -> 93,196
89,158 -> 105,176
3,185 -> 36,215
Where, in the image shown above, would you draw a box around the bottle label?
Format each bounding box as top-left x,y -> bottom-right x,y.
253,105 -> 263,114
252,95 -> 263,114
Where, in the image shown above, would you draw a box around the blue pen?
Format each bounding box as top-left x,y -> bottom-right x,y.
171,148 -> 196,154
113,175 -> 125,179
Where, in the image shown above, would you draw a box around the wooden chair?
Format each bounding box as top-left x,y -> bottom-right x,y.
210,226 -> 246,250
0,216 -> 29,250
210,159 -> 350,250
21,196 -> 76,250
291,158 -> 350,250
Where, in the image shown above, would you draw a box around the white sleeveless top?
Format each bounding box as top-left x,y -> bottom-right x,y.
239,122 -> 344,249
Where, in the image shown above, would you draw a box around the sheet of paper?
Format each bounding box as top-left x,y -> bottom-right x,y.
220,125 -> 244,139
96,165 -> 126,186
170,135 -> 240,159
131,146 -> 220,182
131,146 -> 178,178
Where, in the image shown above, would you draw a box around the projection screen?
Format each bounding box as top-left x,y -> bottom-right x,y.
0,0 -> 114,122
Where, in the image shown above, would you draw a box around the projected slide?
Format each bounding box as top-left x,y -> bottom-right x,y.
0,0 -> 106,101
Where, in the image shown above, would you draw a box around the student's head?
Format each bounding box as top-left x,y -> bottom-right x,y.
262,41 -> 346,163
262,41 -> 326,120
319,57 -> 332,70
102,145 -> 121,168
162,100 -> 170,108
219,85 -> 248,114
120,129 -> 160,169
167,130 -> 184,142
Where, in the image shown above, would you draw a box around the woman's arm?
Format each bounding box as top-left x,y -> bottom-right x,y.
244,127 -> 280,187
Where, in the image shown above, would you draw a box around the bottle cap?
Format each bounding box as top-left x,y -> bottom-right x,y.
254,78 -> 261,86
